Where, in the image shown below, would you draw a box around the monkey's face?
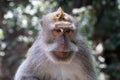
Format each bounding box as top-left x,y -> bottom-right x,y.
41,8 -> 79,63
44,22 -> 79,63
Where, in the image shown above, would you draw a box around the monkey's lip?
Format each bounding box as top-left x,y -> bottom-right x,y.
52,51 -> 73,59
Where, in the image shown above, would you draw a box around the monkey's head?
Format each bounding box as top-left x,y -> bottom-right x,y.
40,7 -> 79,63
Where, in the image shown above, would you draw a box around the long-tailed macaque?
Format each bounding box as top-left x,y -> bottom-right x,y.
14,7 -> 96,80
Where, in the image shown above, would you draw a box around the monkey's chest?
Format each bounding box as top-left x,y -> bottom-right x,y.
39,64 -> 84,80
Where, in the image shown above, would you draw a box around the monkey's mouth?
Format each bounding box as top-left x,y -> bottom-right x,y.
52,51 -> 73,60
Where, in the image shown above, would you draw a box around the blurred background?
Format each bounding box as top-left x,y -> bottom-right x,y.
0,0 -> 120,80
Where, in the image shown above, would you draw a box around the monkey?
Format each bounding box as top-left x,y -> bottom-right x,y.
14,7 -> 96,80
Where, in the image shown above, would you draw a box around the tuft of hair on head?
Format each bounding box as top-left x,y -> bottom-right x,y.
53,7 -> 72,23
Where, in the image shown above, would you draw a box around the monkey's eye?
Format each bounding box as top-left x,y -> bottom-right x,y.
64,29 -> 73,35
52,28 -> 63,36
56,29 -> 63,32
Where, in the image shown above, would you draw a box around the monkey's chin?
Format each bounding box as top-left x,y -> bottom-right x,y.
50,51 -> 74,63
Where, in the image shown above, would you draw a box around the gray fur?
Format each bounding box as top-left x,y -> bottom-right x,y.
14,10 -> 96,80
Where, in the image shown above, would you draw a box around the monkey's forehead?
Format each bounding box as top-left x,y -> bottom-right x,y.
48,21 -> 77,30
43,13 -> 74,22
55,21 -> 75,28
41,12 -> 77,30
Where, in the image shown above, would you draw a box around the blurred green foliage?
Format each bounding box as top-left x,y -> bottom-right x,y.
0,0 -> 120,80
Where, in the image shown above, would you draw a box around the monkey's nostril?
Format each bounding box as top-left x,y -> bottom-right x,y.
60,44 -> 67,49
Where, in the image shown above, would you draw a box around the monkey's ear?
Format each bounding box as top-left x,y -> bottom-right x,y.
39,19 -> 43,27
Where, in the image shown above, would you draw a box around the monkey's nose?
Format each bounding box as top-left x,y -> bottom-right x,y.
60,43 -> 68,51
59,35 -> 66,44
